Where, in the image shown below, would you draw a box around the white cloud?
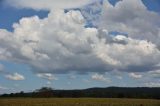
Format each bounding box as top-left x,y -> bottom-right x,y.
0,0 -> 160,75
92,35 -> 160,72
5,73 -> 25,81
0,9 -> 159,74
148,70 -> 160,78
144,82 -> 160,87
129,73 -> 142,79
0,85 -> 10,94
0,86 -> 8,90
37,73 -> 57,80
5,0 -> 92,10
91,73 -> 110,82
100,0 -> 160,47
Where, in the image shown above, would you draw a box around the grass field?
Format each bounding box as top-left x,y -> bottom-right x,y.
0,98 -> 160,106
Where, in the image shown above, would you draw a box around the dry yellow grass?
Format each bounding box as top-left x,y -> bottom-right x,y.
0,98 -> 160,106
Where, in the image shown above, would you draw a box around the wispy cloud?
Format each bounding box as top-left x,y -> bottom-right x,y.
144,82 -> 160,87
91,73 -> 110,83
129,73 -> 143,79
5,73 -> 25,81
5,0 -> 92,10
0,86 -> 8,90
37,73 -> 58,80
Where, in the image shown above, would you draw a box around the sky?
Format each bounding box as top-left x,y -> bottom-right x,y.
0,0 -> 160,94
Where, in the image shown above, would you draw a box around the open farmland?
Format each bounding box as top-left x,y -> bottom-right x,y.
0,98 -> 160,106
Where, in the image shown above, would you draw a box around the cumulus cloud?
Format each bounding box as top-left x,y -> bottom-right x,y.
37,73 -> 57,80
144,82 -> 160,87
0,0 -> 160,75
0,9 -> 159,74
148,70 -> 160,78
129,73 -> 142,79
5,73 -> 25,81
100,0 -> 160,47
91,73 -> 110,82
5,0 -> 92,10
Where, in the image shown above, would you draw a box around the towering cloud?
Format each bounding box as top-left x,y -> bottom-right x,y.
0,0 -> 160,75
100,0 -> 160,47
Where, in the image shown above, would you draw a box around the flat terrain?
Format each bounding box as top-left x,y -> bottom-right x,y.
0,98 -> 160,106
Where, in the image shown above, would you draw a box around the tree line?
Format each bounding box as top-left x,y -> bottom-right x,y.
0,87 -> 160,99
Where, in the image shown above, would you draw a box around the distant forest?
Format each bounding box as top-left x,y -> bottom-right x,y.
1,87 -> 160,99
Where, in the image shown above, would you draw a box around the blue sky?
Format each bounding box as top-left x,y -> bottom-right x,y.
0,0 -> 160,94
